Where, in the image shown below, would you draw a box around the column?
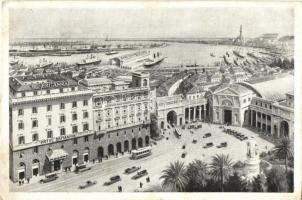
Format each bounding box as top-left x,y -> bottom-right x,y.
193,107 -> 196,121
188,107 -> 191,122
199,106 -> 202,121
250,110 -> 253,127
50,162 -> 54,172
255,111 -> 258,129
265,115 -> 268,133
203,105 -> 206,120
260,112 -> 263,132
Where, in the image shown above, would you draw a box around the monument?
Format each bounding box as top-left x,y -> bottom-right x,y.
244,137 -> 260,181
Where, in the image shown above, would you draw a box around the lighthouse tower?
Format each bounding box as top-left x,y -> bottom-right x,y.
244,137 -> 260,181
234,25 -> 245,46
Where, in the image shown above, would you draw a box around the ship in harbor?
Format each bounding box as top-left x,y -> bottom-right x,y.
76,54 -> 102,66
144,52 -> 165,67
247,52 -> 259,59
223,55 -> 231,65
39,58 -> 53,68
105,50 -> 119,55
10,56 -> 19,65
233,50 -> 245,58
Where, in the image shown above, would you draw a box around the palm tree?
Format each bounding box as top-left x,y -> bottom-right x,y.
210,154 -> 233,192
185,159 -> 208,191
159,160 -> 187,192
273,138 -> 293,173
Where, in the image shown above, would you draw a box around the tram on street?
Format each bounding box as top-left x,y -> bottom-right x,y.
131,146 -> 152,159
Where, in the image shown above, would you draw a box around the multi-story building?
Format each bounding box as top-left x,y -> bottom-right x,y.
9,74 -> 94,182
9,72 -> 151,183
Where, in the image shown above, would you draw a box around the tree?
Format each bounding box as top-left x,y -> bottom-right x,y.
210,154 -> 233,192
287,170 -> 294,192
150,113 -> 160,138
160,160 -> 187,192
266,166 -> 289,192
273,138 -> 293,173
224,172 -> 248,192
185,159 -> 208,191
252,174 -> 266,192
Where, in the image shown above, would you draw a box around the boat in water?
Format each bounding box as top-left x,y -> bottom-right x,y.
105,50 -> 119,55
76,54 -> 102,66
247,52 -> 258,59
39,58 -> 53,68
223,55 -> 231,65
233,50 -> 245,58
144,52 -> 165,67
10,57 -> 19,65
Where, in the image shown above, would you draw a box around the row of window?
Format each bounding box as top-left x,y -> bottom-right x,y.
20,87 -> 76,97
254,100 -> 272,109
17,100 -> 89,116
98,116 -> 148,130
18,112 -> 89,130
18,124 -> 89,145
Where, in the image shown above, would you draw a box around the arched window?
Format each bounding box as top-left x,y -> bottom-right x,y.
143,79 -> 148,86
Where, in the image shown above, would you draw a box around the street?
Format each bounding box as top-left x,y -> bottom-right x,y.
11,123 -> 274,192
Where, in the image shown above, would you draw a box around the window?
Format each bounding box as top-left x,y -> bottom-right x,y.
83,123 -> 89,131
83,100 -> 88,106
72,101 -> 77,108
32,120 -> 38,128
32,134 -> 38,141
71,87 -> 75,91
60,88 -> 64,93
84,136 -> 89,142
47,105 -> 52,112
60,103 -> 65,110
60,115 -> 66,123
34,91 -> 38,96
60,128 -> 66,136
33,146 -> 38,154
18,121 -> 24,130
32,107 -> 37,114
73,138 -> 77,144
18,136 -> 25,145
270,105 -> 272,109
107,110 -> 110,116
18,109 -> 23,116
83,111 -> 89,118
47,90 -> 50,94
48,118 -> 52,126
248,97 -> 251,102
72,113 -> 77,121
22,92 -> 25,97
72,126 -> 78,133
117,132 -> 119,136
47,130 -> 53,138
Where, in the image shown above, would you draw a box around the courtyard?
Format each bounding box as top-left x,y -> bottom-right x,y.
11,123 -> 274,192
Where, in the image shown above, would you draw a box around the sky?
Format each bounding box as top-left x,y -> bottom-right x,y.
9,6 -> 294,39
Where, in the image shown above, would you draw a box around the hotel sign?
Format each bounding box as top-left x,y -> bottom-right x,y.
40,132 -> 81,145
41,81 -> 69,89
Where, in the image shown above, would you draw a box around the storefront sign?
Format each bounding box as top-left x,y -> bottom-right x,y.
40,133 -> 79,145
41,81 -> 69,89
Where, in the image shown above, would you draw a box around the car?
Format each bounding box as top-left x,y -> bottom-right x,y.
192,139 -> 197,144
241,136 -> 248,141
182,125 -> 186,129
219,125 -> 224,129
217,142 -> 227,148
79,180 -> 97,189
124,166 -> 141,174
190,130 -> 194,134
131,170 -> 148,180
75,164 -> 91,173
203,142 -> 214,148
194,125 -> 199,129
167,125 -> 170,129
39,173 -> 58,184
171,123 -> 175,127
197,124 -> 203,128
188,125 -> 194,129
203,133 -> 212,138
181,152 -> 187,158
104,175 -> 121,185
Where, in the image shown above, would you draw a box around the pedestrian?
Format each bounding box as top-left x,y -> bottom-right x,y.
18,180 -> 21,186
27,178 -> 30,183
140,182 -> 143,188
92,159 -> 95,164
120,186 -> 123,192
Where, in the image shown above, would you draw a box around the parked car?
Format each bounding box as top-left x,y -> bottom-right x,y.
192,139 -> 197,144
171,123 -> 175,127
131,170 -> 148,180
104,175 -> 121,185
197,124 -> 203,128
75,164 -> 91,173
79,180 -> 97,189
182,125 -> 186,129
167,125 -> 170,129
240,136 -> 248,141
203,133 -> 212,138
203,142 -> 214,148
217,142 -> 227,148
124,166 -> 141,174
39,173 -> 58,184
188,125 -> 194,129
181,152 -> 187,158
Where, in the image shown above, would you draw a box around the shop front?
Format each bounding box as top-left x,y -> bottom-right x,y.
46,149 -> 68,173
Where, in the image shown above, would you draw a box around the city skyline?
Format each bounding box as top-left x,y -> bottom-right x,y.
9,6 -> 294,39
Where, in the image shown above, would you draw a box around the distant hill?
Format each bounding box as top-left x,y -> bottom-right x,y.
278,35 -> 294,42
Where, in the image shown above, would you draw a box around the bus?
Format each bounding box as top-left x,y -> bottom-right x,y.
131,146 -> 152,159
175,128 -> 182,138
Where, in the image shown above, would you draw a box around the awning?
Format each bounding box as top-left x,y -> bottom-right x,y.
46,149 -> 68,162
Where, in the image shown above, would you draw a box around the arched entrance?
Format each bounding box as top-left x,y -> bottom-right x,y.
72,150 -> 79,165
138,137 -> 143,148
83,147 -> 89,163
167,110 -> 177,125
124,140 -> 129,152
280,121 -> 289,137
179,117 -> 183,125
224,109 -> 232,124
160,121 -> 164,129
32,159 -> 39,177
97,147 -> 104,158
18,162 -> 26,180
116,142 -> 122,153
131,138 -> 137,149
145,136 -> 150,146
108,144 -> 114,156
243,110 -> 249,126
